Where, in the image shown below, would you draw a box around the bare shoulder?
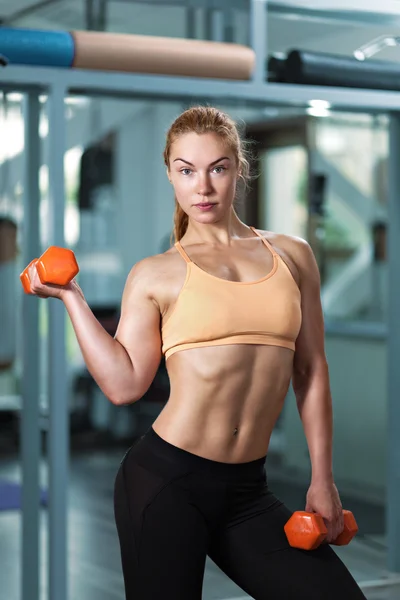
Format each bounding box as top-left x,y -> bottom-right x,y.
265,231 -> 313,262
128,248 -> 181,277
124,246 -> 187,300
256,229 -> 317,285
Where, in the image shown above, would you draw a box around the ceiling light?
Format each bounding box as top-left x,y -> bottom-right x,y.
307,107 -> 330,118
309,99 -> 331,110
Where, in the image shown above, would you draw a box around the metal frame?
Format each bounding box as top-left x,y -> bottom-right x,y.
2,1 -> 400,598
387,114 -> 400,573
21,92 -> 41,600
3,65 -> 400,111
46,82 -> 68,600
106,0 -> 400,28
6,0 -> 400,30
267,1 -> 400,27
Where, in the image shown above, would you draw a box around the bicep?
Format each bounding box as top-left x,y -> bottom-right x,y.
114,265 -> 162,394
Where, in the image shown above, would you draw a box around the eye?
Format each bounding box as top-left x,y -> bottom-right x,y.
181,168 -> 192,175
213,166 -> 226,174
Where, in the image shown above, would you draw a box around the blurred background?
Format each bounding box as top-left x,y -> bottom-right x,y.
0,1 -> 398,599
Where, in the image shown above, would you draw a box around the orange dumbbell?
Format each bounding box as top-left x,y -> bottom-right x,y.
20,246 -> 79,294
284,509 -> 358,551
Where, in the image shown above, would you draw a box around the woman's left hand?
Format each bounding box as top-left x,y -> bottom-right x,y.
305,480 -> 344,543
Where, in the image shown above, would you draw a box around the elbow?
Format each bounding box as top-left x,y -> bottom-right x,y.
294,355 -> 328,382
109,391 -> 141,406
109,381 -> 150,406
292,356 -> 329,399
106,361 -> 156,406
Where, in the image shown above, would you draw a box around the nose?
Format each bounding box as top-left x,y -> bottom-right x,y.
197,171 -> 212,197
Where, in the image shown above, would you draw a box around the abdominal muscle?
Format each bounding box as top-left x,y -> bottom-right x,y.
152,344 -> 294,464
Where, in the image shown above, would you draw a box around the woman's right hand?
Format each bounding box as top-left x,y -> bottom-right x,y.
27,261 -> 80,301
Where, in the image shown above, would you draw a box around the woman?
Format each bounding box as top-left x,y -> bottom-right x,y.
28,106 -> 366,599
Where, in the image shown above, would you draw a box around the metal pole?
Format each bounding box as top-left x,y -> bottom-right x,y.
86,0 -> 108,31
204,8 -> 224,42
46,82 -> 68,600
249,0 -> 268,83
85,0 -> 95,30
21,91 -> 41,600
387,112 -> 400,573
223,6 -> 235,43
186,6 -> 196,39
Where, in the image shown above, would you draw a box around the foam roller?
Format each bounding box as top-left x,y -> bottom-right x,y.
267,55 -> 286,82
284,49 -> 400,91
0,27 -> 74,67
71,31 -> 254,79
0,27 -> 255,80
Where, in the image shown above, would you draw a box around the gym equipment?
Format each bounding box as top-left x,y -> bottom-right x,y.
0,27 -> 255,80
284,509 -> 359,551
267,55 -> 286,83
268,49 -> 400,92
0,28 -> 74,68
20,246 -> 79,295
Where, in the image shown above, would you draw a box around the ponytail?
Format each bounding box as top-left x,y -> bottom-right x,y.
172,199 -> 189,243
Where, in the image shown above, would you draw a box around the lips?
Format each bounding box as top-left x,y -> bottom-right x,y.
194,203 -> 216,211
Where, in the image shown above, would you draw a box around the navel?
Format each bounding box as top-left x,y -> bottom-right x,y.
233,427 -> 239,436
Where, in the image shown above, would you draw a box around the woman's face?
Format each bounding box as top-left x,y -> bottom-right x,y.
168,132 -> 239,224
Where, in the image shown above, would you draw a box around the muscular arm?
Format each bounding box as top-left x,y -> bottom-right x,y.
113,259 -> 162,403
289,238 -> 333,484
63,258 -> 162,405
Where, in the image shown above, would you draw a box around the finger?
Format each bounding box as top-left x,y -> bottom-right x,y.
327,530 -> 337,543
333,511 -> 344,539
29,269 -> 63,298
305,499 -> 314,513
30,280 -> 48,297
328,517 -> 343,543
32,285 -> 58,298
325,524 -> 334,543
321,515 -> 334,542
28,266 -> 42,293
27,263 -> 39,281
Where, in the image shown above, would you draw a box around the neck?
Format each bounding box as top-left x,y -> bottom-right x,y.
184,210 -> 252,246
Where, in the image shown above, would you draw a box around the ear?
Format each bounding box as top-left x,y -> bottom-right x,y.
166,168 -> 172,183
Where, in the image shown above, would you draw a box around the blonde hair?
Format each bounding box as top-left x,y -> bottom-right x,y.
163,106 -> 251,242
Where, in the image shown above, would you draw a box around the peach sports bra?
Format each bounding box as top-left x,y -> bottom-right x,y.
161,227 -> 302,360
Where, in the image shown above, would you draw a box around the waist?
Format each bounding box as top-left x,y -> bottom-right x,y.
133,427 -> 267,482
160,344 -> 292,461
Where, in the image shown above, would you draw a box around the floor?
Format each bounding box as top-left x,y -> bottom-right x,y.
1,443 -> 400,600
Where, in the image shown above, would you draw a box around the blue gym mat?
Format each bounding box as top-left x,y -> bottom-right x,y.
0,480 -> 47,511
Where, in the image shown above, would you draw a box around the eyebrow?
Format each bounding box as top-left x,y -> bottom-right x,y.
173,156 -> 231,166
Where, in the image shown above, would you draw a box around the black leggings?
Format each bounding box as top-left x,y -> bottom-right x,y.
114,428 -> 366,599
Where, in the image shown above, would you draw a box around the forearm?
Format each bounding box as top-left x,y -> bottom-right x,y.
293,361 -> 333,483
62,285 -> 136,404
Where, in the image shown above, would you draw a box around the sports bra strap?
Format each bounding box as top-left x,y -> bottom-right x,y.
249,226 -> 277,256
176,229 -> 276,261
175,241 -> 192,263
